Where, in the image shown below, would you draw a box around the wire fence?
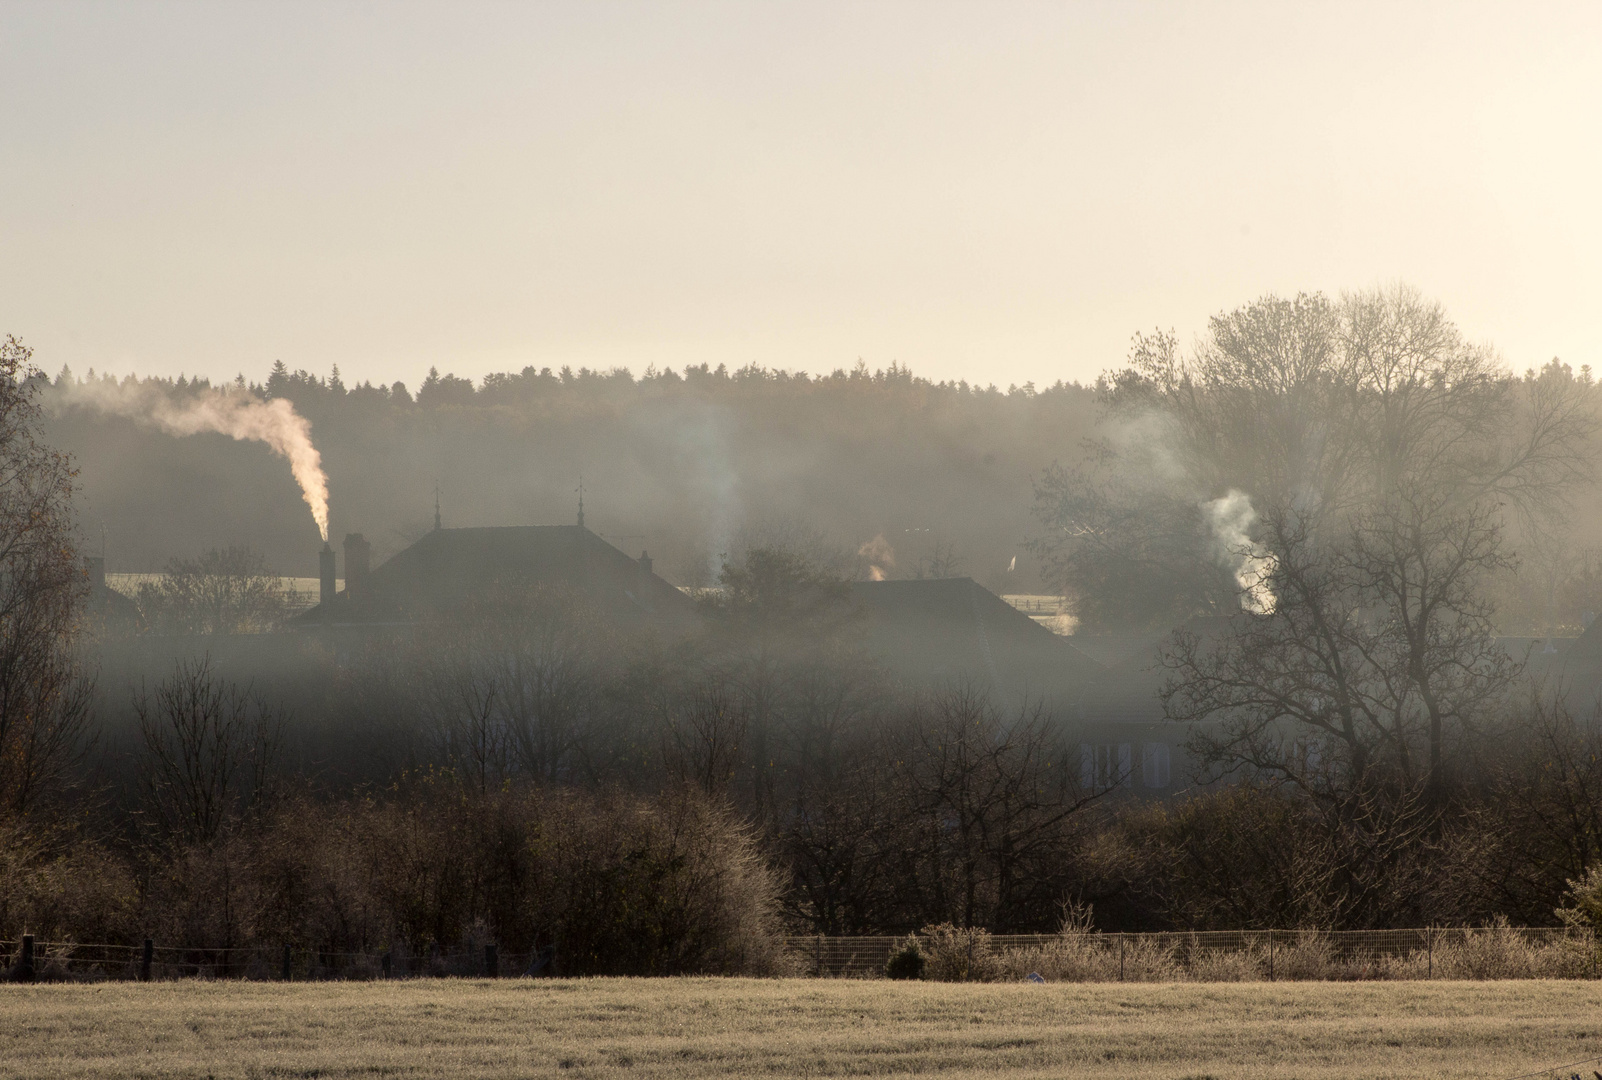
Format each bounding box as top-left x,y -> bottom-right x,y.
3,927 -> 1596,982
0,938 -> 553,983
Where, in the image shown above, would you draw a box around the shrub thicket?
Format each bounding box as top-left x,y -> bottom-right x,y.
1,784 -> 787,977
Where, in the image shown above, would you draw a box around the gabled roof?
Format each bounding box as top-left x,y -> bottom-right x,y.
295,525 -> 697,627
849,577 -> 1101,704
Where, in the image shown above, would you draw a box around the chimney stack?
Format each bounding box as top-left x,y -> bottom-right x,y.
343,533 -> 371,597
319,543 -> 336,609
638,550 -> 652,577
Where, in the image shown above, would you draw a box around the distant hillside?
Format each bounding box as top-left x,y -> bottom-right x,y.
44,361 -> 1099,591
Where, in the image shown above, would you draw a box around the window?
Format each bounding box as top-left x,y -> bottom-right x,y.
1081,742 -> 1132,790
1141,742 -> 1171,789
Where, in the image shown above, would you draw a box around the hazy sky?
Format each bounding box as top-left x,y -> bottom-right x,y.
3,1 -> 1599,391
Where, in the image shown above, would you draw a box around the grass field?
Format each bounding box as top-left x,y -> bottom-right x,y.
3,978 -> 1601,1080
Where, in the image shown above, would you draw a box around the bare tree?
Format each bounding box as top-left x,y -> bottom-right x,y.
0,336 -> 91,819
135,544 -> 294,635
1033,293 -> 1363,628
1042,288 -> 1595,811
887,687 -> 1099,931
1477,696 -> 1602,924
659,681 -> 750,798
412,583 -> 611,790
136,656 -> 284,844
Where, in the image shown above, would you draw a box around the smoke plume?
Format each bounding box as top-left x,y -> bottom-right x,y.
858,533 -> 896,581
56,382 -> 331,540
1205,490 -> 1275,614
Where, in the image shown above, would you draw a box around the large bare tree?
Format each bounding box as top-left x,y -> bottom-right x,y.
135,656 -> 284,845
0,336 -> 90,818
1158,290 -> 1590,806
1038,288 -> 1596,809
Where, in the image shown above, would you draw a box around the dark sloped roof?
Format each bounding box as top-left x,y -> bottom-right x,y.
295,525 -> 696,627
849,577 -> 1102,704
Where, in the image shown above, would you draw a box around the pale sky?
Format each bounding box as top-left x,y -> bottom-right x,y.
3,1 -> 1599,391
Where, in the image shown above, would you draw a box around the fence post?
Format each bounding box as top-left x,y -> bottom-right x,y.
282,945 -> 292,982
814,935 -> 822,978
485,944 -> 498,979
1268,930 -> 1274,981
18,935 -> 34,982
141,938 -> 153,982
1118,934 -> 1125,982
382,951 -> 392,980
1426,929 -> 1432,980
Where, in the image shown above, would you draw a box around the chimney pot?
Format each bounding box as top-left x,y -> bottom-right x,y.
343,533 -> 371,597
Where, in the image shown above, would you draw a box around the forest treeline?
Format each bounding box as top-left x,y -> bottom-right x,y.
43,355 -> 1098,594
8,286 -> 1602,978
41,303 -> 1602,635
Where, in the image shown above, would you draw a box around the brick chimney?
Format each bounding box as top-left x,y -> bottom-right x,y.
319,542 -> 336,609
343,533 -> 371,597
638,550 -> 652,577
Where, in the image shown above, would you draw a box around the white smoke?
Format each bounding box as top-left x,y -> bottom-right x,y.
56,381 -> 331,541
1205,490 -> 1276,614
858,533 -> 896,581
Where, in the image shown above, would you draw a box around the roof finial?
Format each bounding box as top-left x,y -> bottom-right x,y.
434,484 -> 442,531
576,475 -> 585,528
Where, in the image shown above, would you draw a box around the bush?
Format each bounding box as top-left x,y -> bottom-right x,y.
1428,919 -> 1591,980
1186,946 -> 1262,982
918,924 -> 1000,982
9,781 -> 789,978
884,936 -> 925,980
1558,865 -> 1602,936
0,823 -> 140,945
995,930 -> 1180,983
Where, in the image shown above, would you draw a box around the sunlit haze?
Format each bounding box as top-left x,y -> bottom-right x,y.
3,1 -> 1599,389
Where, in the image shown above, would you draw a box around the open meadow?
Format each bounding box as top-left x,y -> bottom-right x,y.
3,978 -> 1601,1080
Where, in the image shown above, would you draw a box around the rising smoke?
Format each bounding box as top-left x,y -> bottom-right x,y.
1205,490 -> 1276,614
858,533 -> 896,581
54,381 -> 330,540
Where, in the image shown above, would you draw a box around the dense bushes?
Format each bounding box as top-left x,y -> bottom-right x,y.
0,784 -> 787,976
899,920 -> 1594,983
0,823 -> 140,946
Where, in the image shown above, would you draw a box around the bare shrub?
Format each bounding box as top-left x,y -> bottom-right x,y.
1187,945 -> 1263,982
1271,931 -> 1342,980
1430,919 -> 1589,980
0,822 -> 140,944
918,923 -> 1001,982
991,908 -> 1185,983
